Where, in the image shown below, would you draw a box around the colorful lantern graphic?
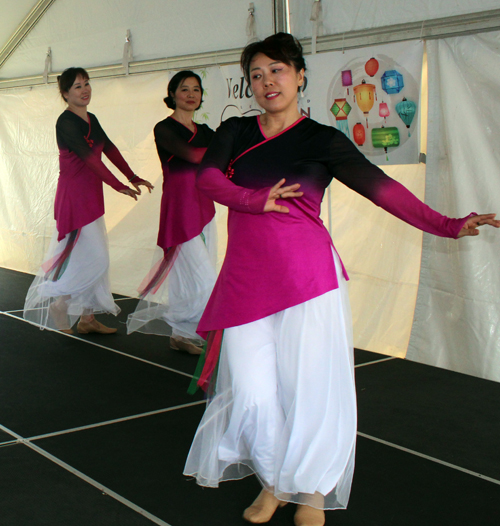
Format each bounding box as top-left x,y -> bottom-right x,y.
353,123 -> 365,146
379,102 -> 390,123
365,57 -> 379,77
372,126 -> 400,161
353,80 -> 377,128
395,97 -> 417,136
330,98 -> 352,138
381,70 -> 404,94
341,70 -> 353,96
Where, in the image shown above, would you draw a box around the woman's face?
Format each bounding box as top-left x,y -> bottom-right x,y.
63,74 -> 91,108
172,77 -> 202,112
249,53 -> 304,114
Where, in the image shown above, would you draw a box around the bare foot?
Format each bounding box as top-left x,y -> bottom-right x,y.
49,302 -> 73,333
243,488 -> 287,523
169,337 -> 203,355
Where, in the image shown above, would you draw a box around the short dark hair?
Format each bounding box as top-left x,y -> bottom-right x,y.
57,67 -> 90,101
240,32 -> 306,85
164,70 -> 204,110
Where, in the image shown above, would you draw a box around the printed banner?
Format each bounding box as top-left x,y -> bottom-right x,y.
175,40 -> 423,165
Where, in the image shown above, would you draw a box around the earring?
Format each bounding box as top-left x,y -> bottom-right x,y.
300,86 -> 305,98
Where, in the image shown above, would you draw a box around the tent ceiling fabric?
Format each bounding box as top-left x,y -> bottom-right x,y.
2,1 -> 500,82
290,0 -> 500,37
0,0 -> 274,80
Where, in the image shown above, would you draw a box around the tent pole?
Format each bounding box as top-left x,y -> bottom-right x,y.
273,0 -> 291,34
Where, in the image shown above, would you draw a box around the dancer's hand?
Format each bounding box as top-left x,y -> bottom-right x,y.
131,177 -> 154,195
457,213 -> 500,237
119,187 -> 140,200
264,178 -> 303,214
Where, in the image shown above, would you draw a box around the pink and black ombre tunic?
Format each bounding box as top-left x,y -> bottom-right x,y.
125,117 -> 217,341
54,110 -> 133,240
196,115 -> 473,336
154,117 -> 215,250
24,110 -> 136,331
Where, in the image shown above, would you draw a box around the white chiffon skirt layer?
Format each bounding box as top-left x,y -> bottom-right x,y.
126,219 -> 217,344
23,217 -> 120,331
184,250 -> 357,510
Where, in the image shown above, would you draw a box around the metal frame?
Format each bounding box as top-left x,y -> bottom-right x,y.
0,0 -> 57,70
1,7 -> 500,90
273,0 -> 291,34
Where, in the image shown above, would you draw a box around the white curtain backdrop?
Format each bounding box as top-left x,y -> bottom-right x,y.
407,32 -> 500,382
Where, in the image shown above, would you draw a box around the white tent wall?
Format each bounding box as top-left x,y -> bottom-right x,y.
407,31 -> 500,382
326,164 -> 426,358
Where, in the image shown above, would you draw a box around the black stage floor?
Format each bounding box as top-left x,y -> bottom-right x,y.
1,266 -> 499,525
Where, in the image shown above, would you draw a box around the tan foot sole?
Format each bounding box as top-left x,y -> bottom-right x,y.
77,321 -> 117,334
170,337 -> 203,355
243,489 -> 287,523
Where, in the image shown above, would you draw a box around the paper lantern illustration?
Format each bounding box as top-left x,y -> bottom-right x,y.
395,97 -> 417,136
342,70 -> 353,95
353,80 -> 377,128
365,57 -> 379,77
379,102 -> 390,123
381,70 -> 404,94
372,126 -> 400,161
353,122 -> 365,146
330,98 -> 352,138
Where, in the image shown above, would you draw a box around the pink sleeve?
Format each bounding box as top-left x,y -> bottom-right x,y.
197,167 -> 270,213
81,153 -> 129,192
368,179 -> 474,238
57,117 -> 129,192
328,131 -> 473,239
103,141 -> 135,181
197,118 -> 270,213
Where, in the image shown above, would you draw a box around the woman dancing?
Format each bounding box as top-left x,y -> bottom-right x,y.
127,71 -> 217,355
24,67 -> 153,335
183,34 -> 499,526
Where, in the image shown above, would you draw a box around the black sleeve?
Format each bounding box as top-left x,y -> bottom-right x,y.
56,115 -> 94,161
154,121 -> 207,164
56,114 -> 128,191
199,118 -> 238,173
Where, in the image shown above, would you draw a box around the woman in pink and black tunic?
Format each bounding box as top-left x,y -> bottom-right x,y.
24,67 -> 153,335
183,34 -> 499,526
127,71 -> 217,355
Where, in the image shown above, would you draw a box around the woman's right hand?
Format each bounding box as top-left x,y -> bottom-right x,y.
264,178 -> 303,213
119,187 -> 140,201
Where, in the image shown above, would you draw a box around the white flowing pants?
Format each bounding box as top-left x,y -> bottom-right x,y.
184,251 -> 357,510
23,217 -> 119,330
127,219 -> 217,344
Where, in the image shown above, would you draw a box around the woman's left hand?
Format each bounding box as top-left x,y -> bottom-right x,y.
457,213 -> 500,237
131,178 -> 154,195
264,178 -> 304,214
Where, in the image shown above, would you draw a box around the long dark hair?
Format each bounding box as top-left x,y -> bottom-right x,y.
164,70 -> 204,110
57,67 -> 90,101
